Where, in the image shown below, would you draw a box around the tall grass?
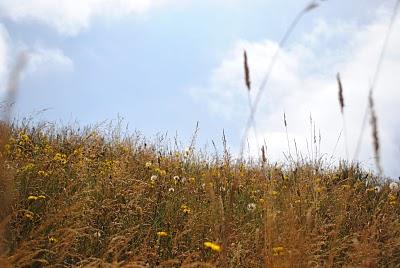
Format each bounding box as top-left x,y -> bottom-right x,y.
0,1 -> 400,267
0,123 -> 398,267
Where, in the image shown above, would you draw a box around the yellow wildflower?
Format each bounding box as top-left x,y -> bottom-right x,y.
389,194 -> 397,205
38,195 -> 46,199
272,246 -> 285,256
25,212 -> 34,220
38,170 -> 48,177
181,204 -> 191,214
18,131 -> 30,144
145,161 -> 152,168
28,195 -> 38,201
48,237 -> 58,243
342,185 -> 351,190
270,191 -> 279,197
157,231 -> 168,237
204,241 -> 221,252
315,187 -> 324,193
54,153 -> 67,164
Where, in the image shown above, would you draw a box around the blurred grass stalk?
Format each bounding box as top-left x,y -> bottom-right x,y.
0,52 -> 28,258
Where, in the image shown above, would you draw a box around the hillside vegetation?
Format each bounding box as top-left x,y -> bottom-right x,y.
0,122 -> 399,267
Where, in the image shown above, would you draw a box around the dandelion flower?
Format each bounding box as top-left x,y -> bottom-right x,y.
204,241 -> 221,252
247,203 -> 256,211
157,231 -> 168,237
181,204 -> 191,214
272,246 -> 284,256
48,237 -> 58,243
37,195 -> 46,199
28,195 -> 38,201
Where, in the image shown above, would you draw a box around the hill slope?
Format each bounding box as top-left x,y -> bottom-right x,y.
0,123 -> 399,267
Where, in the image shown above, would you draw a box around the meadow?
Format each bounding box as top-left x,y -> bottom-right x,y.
1,1 -> 400,267
0,121 -> 399,267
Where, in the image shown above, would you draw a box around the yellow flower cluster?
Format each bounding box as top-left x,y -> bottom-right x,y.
20,163 -> 35,172
54,153 -> 67,164
18,131 -> 30,145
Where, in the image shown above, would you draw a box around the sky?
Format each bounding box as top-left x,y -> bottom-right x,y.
0,0 -> 399,178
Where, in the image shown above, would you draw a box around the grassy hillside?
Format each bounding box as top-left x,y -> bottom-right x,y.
0,122 -> 399,267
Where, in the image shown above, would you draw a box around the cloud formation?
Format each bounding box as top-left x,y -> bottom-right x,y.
191,12 -> 400,177
0,0 -> 178,35
0,23 -> 73,95
0,24 -> 9,91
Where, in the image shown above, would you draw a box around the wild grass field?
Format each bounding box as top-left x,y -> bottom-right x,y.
0,121 -> 399,267
1,1 -> 400,267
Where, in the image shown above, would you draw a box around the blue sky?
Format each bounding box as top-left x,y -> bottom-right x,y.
0,0 -> 399,177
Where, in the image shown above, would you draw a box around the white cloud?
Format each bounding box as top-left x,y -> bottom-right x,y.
190,12 -> 400,178
0,0 -> 179,36
0,24 -> 73,93
27,47 -> 74,75
0,23 -> 10,91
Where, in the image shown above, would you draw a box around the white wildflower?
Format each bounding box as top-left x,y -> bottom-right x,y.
173,175 -> 180,184
247,203 -> 256,211
150,175 -> 158,183
389,182 -> 399,192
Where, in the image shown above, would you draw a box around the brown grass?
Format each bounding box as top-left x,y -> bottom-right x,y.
0,123 -> 398,267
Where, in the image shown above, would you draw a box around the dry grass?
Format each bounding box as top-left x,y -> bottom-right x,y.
0,122 -> 398,267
